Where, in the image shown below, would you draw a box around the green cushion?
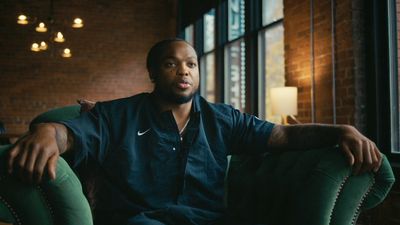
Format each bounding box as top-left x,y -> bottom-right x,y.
0,144 -> 93,225
0,199 -> 14,223
227,146 -> 395,225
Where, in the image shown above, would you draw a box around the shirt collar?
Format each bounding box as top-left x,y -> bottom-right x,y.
148,92 -> 201,115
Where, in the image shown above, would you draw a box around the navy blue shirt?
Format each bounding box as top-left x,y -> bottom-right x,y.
61,93 -> 274,224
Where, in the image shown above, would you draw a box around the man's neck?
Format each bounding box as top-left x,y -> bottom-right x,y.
155,97 -> 193,131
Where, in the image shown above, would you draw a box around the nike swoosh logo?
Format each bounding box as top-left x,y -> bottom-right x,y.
137,128 -> 151,136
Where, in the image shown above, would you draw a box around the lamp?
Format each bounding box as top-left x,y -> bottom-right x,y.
270,87 -> 299,124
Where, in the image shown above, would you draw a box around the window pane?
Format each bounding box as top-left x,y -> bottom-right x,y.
392,0 -> 400,153
262,0 -> 284,26
225,39 -> 246,111
184,24 -> 194,46
204,9 -> 215,53
259,24 -> 285,123
228,0 -> 245,41
200,52 -> 216,103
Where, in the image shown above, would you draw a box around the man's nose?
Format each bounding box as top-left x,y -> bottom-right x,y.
177,64 -> 189,76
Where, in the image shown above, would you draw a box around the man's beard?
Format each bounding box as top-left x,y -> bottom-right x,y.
153,85 -> 196,104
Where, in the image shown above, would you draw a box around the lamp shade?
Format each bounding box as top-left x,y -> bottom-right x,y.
270,87 -> 298,116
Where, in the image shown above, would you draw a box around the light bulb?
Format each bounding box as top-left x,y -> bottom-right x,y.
35,22 -> 47,32
72,18 -> 83,28
62,48 -> 72,58
39,41 -> 48,50
54,32 -> 65,42
31,43 -> 40,52
17,14 -> 28,25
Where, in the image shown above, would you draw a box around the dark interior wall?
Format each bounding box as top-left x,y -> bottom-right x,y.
0,0 -> 177,134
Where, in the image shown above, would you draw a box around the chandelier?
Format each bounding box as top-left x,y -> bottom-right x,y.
16,0 -> 84,58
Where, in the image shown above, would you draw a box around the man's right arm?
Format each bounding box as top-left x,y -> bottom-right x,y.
7,123 -> 74,184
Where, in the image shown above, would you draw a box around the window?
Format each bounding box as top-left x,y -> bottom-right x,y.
228,0 -> 245,41
262,0 -> 283,26
224,0 -> 246,111
369,0 -> 400,159
184,24 -> 194,46
204,9 -> 215,53
225,39 -> 246,111
389,0 -> 400,154
179,0 -> 284,115
200,53 -> 216,102
258,24 -> 285,123
200,9 -> 217,102
258,0 -> 285,123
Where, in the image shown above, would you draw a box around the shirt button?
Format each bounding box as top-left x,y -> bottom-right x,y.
172,147 -> 176,151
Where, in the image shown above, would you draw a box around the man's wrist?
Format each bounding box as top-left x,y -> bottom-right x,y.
335,124 -> 353,142
31,123 -> 57,134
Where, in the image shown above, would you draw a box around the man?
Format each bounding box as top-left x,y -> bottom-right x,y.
7,38 -> 382,225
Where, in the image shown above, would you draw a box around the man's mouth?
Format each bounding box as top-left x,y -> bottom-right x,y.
176,80 -> 191,89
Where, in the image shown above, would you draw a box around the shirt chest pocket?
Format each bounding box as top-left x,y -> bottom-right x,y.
147,132 -> 180,181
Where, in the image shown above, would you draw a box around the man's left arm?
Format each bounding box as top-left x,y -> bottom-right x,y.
267,124 -> 382,175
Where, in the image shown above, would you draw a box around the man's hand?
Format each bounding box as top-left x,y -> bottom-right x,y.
338,125 -> 382,175
8,124 -> 62,184
268,124 -> 383,175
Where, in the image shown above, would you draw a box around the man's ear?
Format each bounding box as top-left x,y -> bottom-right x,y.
149,73 -> 156,83
149,69 -> 157,83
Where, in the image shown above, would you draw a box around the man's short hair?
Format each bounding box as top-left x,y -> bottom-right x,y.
146,38 -> 196,81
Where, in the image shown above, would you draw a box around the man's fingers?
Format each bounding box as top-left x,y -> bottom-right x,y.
369,142 -> 379,172
25,144 -> 41,183
16,148 -> 29,182
352,141 -> 363,175
373,144 -> 382,172
360,141 -> 373,174
33,150 -> 48,183
341,144 -> 354,166
47,154 -> 58,180
8,145 -> 20,174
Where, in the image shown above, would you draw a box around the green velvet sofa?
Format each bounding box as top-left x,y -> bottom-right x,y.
0,105 -> 396,225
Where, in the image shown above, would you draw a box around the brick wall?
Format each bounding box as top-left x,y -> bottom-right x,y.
284,0 -> 365,127
0,0 -> 177,134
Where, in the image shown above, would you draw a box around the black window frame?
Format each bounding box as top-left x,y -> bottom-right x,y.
366,0 -> 400,163
178,0 -> 285,116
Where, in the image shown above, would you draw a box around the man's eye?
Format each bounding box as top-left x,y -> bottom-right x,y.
187,62 -> 197,68
166,62 -> 176,67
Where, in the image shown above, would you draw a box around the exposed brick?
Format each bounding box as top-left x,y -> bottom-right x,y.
284,0 -> 362,125
0,0 -> 177,134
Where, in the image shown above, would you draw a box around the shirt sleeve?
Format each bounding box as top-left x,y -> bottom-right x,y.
59,103 -> 110,167
229,107 -> 275,155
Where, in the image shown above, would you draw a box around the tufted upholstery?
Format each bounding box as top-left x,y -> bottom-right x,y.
0,144 -> 93,225
227,147 -> 395,225
0,105 -> 396,225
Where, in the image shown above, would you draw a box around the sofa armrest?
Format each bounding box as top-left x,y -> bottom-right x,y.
227,146 -> 395,225
331,153 -> 395,225
0,144 -> 93,225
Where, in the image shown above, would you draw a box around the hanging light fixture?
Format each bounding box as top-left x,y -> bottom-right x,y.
16,0 -> 83,58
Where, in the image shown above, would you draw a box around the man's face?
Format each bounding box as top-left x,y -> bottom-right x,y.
153,41 -> 200,104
